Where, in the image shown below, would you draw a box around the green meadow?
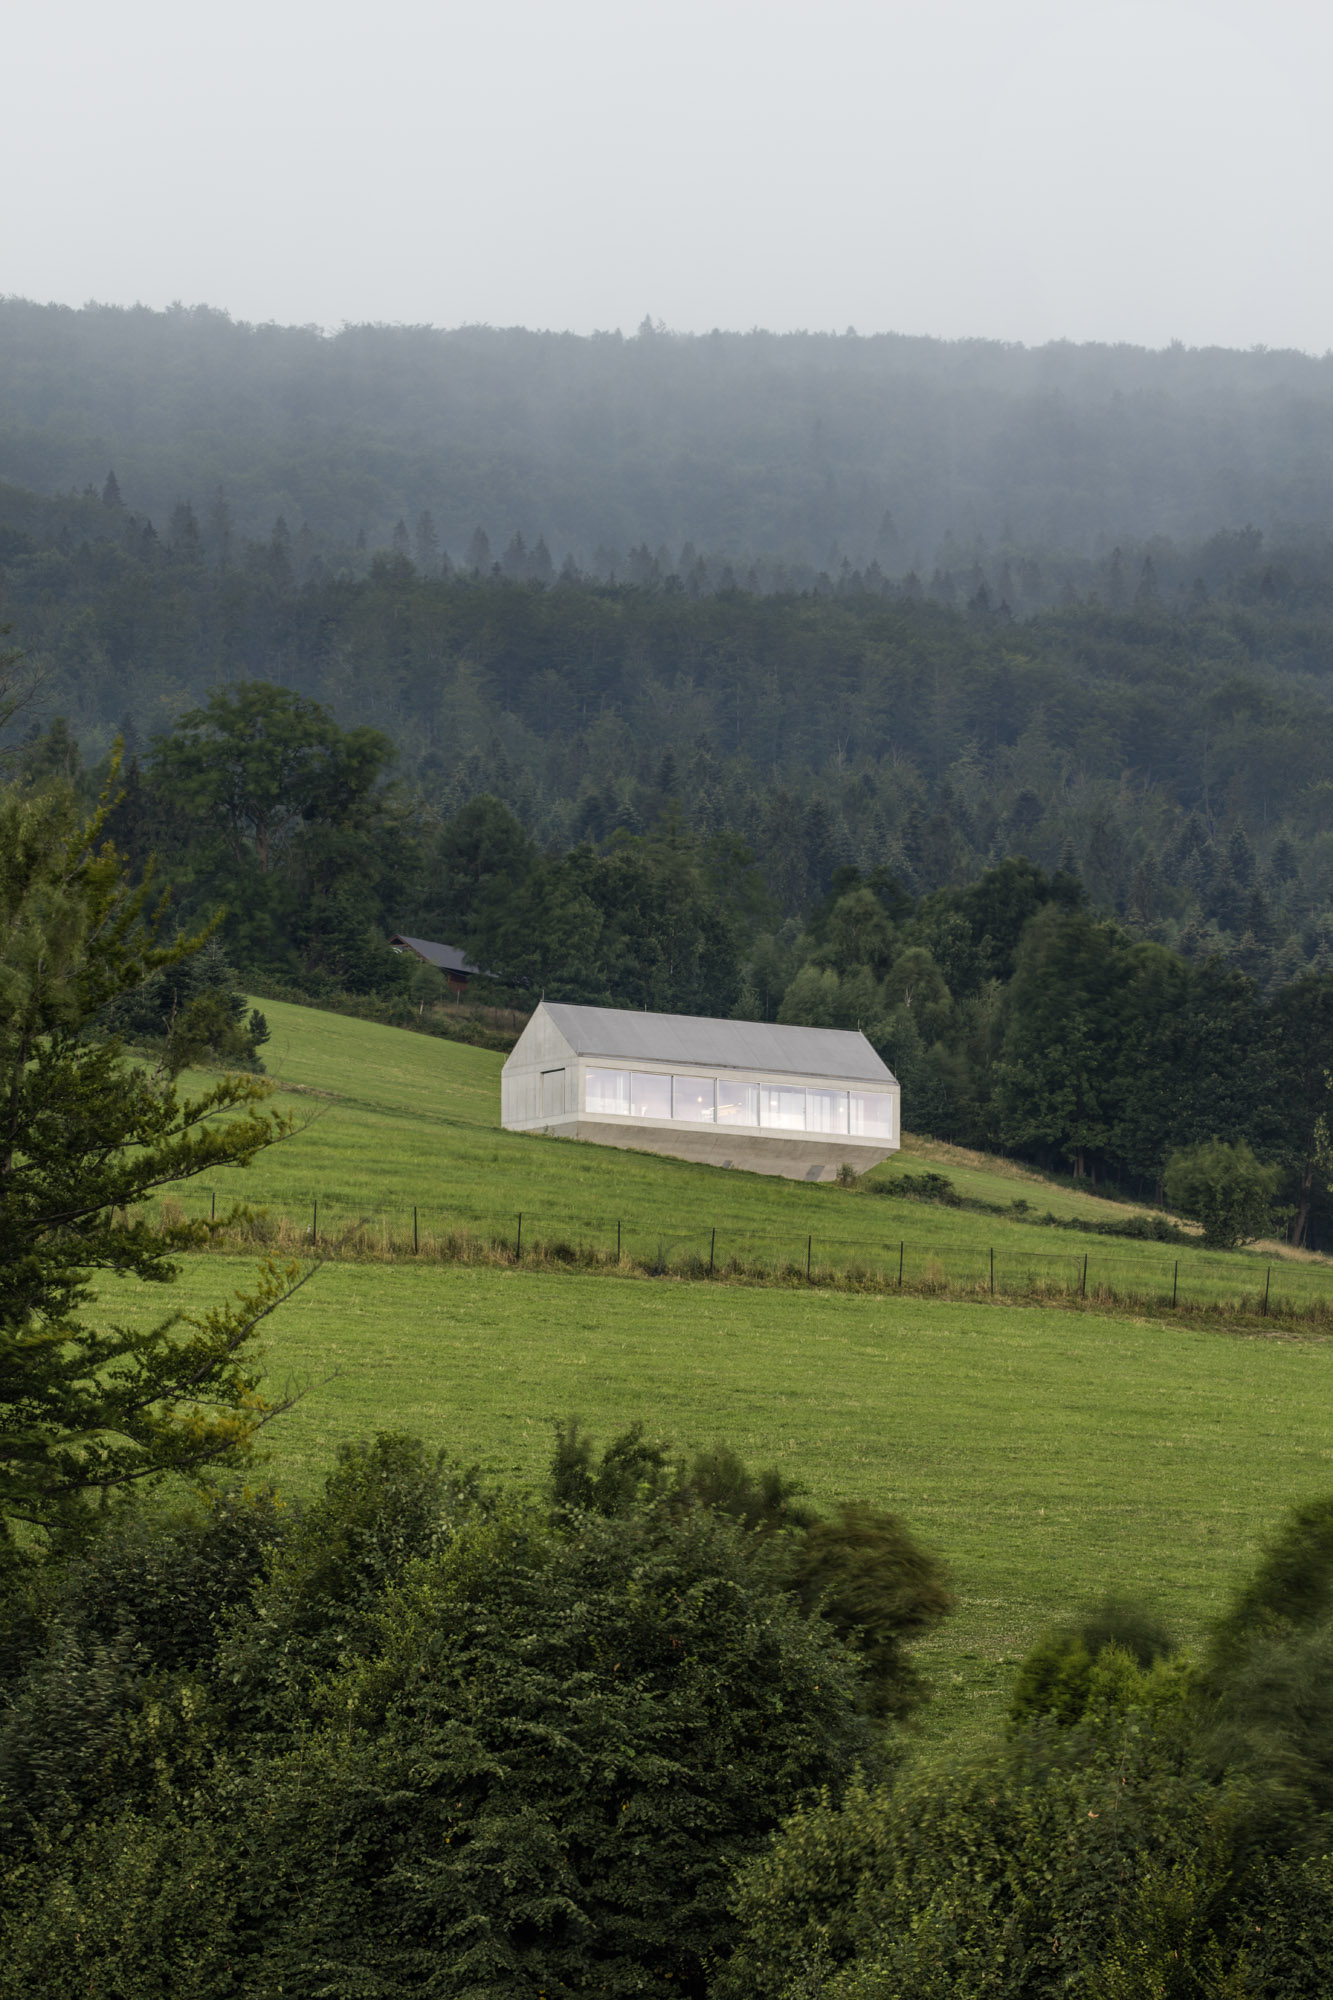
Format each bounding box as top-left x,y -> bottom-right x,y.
97,998 -> 1333,1747
176,998 -> 1332,1312
104,1251 -> 1333,1749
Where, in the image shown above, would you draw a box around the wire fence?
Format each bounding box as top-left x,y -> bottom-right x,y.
166,1188 -> 1333,1326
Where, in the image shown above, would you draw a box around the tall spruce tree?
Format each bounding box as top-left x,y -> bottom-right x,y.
0,772 -> 296,1535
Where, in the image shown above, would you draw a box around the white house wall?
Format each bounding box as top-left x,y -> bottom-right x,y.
501,1016 -> 900,1181
501,1010 -> 578,1130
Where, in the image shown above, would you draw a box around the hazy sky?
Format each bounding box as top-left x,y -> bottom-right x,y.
6,0 -> 1332,351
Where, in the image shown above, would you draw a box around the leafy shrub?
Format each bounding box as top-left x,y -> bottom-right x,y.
197,1506 -> 879,1998
720,1667 -> 1232,2000
1008,1596 -> 1176,1729
218,1431 -> 473,1729
1163,1138 -> 1280,1248
868,1170 -> 960,1205
0,1427 -> 926,1997
0,1490 -> 284,1849
547,1425 -> 952,1717
1203,1496 -> 1333,1845
786,1503 -> 955,1719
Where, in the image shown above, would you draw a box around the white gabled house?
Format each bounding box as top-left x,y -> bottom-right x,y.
501,1001 -> 900,1181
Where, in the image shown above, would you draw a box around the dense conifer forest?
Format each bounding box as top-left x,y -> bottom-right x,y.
6,303 -> 1333,1225
4,300 -> 1333,558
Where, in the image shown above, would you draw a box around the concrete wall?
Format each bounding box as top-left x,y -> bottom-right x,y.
501,1012 -> 899,1181
501,1010 -> 577,1129
563,1119 -> 892,1180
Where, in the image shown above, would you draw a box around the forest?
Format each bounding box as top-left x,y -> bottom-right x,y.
4,299 -> 1333,563
6,306 -> 1333,1226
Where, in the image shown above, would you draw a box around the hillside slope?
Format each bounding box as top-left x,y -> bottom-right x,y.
196,999 -> 1322,1309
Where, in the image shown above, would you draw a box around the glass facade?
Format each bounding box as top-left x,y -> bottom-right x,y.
716,1079 -> 760,1125
849,1090 -> 895,1139
807,1088 -> 850,1134
583,1067 -> 894,1138
761,1085 -> 806,1130
673,1076 -> 716,1121
585,1067 -> 630,1114
630,1071 -> 673,1119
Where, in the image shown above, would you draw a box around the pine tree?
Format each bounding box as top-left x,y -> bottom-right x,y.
1107,547 -> 1127,610
0,772 -> 296,1534
411,510 -> 437,573
167,500 -> 203,564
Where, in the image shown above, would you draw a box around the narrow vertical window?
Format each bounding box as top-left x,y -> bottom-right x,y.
541,1069 -> 566,1119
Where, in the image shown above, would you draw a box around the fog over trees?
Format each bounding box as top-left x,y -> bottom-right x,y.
3,299 -> 1333,568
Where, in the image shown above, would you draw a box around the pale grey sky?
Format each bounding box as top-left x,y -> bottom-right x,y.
6,0 -> 1332,351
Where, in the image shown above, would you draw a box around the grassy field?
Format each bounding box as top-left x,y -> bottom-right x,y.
166,999 -> 1333,1313
87,995 -> 1333,1750
102,1249 -> 1333,1750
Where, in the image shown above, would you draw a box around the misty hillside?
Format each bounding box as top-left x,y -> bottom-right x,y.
2,299 -> 1333,566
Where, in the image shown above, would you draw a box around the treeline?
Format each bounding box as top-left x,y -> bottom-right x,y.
7,476 -> 1333,992
5,298 -> 1333,558
18,682 -> 1333,1237
6,1422 -> 1333,1996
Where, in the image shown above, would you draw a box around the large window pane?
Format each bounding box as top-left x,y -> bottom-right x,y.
585,1067 -> 629,1115
761,1085 -> 806,1131
673,1076 -> 715,1122
807,1088 -> 849,1134
630,1071 -> 673,1120
849,1090 -> 894,1139
716,1080 -> 759,1126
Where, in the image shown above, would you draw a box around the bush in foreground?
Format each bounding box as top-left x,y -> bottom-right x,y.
723,1499 -> 1333,2000
0,1426 -> 947,1998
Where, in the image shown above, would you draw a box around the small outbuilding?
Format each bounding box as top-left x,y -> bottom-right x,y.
501,1001 -> 900,1180
389,934 -> 484,994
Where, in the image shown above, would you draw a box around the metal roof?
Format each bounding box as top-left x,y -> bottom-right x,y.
539,1002 -> 896,1084
390,935 -> 483,977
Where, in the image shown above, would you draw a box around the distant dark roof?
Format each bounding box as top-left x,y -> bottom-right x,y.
389,935 -> 483,977
538,1002 -> 896,1085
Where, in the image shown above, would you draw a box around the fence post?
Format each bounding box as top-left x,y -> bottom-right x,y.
210,1190 -> 216,1222
898,1241 -> 904,1288
1080,1253 -> 1088,1299
413,1205 -> 418,1254
1172,1260 -> 1178,1308
517,1212 -> 522,1260
1263,1266 -> 1271,1317
989,1247 -> 994,1295
312,1199 -> 317,1246
617,1220 -> 621,1262
807,1235 -> 812,1281
709,1227 -> 715,1277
